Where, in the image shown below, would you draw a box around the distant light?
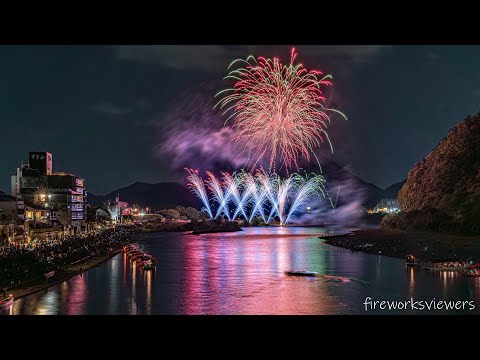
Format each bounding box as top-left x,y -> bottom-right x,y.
306,207 -> 311,211
45,203 -> 49,207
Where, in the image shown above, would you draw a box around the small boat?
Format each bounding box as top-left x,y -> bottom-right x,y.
405,254 -> 419,266
424,258 -> 469,271
285,270 -> 318,277
461,263 -> 480,277
0,296 -> 14,308
44,270 -> 55,279
143,258 -> 157,270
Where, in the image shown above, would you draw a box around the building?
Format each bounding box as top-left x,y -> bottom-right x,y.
96,208 -> 111,220
0,193 -> 29,242
96,195 -> 128,223
373,198 -> 399,214
10,151 -> 86,235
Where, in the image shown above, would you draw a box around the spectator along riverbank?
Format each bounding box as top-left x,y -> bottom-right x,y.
0,224 -> 139,301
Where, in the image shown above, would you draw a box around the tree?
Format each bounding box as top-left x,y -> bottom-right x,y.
159,209 -> 181,220
175,206 -> 187,216
184,207 -> 202,221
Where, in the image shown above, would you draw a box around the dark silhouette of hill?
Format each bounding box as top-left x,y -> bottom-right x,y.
292,158 -> 385,209
384,113 -> 480,233
86,192 -> 105,207
87,160 -> 405,211
384,180 -> 406,199
88,182 -> 201,210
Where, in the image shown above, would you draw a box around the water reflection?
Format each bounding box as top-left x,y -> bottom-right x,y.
5,227 -> 480,315
408,266 -> 415,298
66,274 -> 87,315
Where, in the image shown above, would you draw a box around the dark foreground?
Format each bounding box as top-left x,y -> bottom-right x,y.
322,229 -> 480,261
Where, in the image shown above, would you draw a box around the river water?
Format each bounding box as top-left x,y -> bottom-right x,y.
4,227 -> 480,315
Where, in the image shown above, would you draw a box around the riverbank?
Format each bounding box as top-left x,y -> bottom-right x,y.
322,228 -> 480,261
1,225 -> 139,302
6,248 -> 123,301
142,220 -> 243,234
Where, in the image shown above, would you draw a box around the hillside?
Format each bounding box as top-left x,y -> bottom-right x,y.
384,180 -> 406,199
294,158 -> 387,209
87,160 -> 403,211
88,182 -> 201,210
384,113 -> 480,233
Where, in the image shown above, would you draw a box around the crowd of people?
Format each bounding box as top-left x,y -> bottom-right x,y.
0,224 -> 140,292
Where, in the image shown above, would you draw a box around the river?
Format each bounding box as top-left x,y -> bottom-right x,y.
5,227 -> 480,315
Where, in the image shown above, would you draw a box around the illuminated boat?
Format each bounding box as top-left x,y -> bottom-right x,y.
423,259 -> 469,271
129,250 -> 143,259
131,254 -> 142,261
143,256 -> 157,270
0,296 -> 14,308
461,264 -> 480,277
405,254 -> 419,266
285,270 -> 318,277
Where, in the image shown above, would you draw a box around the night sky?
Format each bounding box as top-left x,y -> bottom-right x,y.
1,45 -> 479,195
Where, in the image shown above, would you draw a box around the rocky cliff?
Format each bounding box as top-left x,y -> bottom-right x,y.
387,114 -> 480,233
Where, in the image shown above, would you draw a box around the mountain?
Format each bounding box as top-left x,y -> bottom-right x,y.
86,192 -> 105,207
387,113 -> 480,233
89,182 -> 201,210
87,160 -> 403,210
290,158 -> 386,208
384,180 -> 406,199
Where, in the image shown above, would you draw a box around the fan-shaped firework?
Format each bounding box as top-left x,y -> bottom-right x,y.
215,48 -> 347,174
186,169 -> 328,225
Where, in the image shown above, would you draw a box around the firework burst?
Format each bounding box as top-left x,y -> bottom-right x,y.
215,48 -> 347,174
186,169 -> 328,225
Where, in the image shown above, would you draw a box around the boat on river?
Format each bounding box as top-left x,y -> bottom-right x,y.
461,263 -> 480,277
285,270 -> 318,277
405,254 -> 419,266
143,256 -> 157,270
423,259 -> 469,271
0,296 -> 14,309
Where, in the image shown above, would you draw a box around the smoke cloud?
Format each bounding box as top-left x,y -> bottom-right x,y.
289,176 -> 368,228
153,83 -> 249,176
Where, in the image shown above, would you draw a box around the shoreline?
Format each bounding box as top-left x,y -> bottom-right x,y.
7,248 -> 123,302
321,228 -> 480,261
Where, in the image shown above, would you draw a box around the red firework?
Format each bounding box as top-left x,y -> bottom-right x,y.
215,48 -> 346,173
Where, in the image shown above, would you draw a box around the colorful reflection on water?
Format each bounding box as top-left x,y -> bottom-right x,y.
4,227 -> 480,315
